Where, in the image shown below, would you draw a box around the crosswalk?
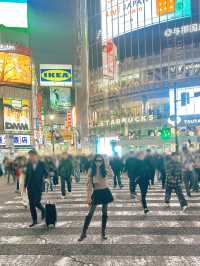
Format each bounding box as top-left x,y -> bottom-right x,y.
0,177 -> 200,265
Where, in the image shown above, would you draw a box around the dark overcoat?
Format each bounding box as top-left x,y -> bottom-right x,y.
25,161 -> 48,204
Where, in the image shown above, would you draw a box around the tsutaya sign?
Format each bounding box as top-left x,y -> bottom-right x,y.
95,115 -> 154,127
164,23 -> 200,37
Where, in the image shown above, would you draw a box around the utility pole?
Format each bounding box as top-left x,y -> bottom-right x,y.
174,82 -> 179,153
51,127 -> 55,155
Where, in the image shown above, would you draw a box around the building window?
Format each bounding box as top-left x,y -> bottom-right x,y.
181,92 -> 190,106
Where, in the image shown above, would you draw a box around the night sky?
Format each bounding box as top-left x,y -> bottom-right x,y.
28,0 -> 77,66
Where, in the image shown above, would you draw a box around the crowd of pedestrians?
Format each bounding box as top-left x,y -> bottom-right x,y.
1,145 -> 200,241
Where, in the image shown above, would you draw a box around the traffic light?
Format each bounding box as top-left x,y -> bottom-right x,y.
160,127 -> 171,140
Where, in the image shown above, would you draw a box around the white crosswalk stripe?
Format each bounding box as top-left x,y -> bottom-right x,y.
0,177 -> 200,265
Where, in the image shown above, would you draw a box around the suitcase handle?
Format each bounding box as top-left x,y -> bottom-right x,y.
44,180 -> 50,203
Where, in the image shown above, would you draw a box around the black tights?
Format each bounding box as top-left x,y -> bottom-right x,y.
88,204 -> 108,218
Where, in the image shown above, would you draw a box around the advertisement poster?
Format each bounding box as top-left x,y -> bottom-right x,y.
3,97 -> 30,132
101,0 -> 191,39
0,45 -> 32,85
40,64 -> 73,87
0,0 -> 28,28
102,40 -> 118,79
50,87 -> 71,112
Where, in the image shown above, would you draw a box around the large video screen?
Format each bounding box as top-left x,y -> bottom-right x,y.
170,86 -> 200,116
0,52 -> 32,85
97,136 -> 121,156
101,0 -> 191,40
0,0 -> 28,28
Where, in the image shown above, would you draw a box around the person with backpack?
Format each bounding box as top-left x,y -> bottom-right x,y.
78,155 -> 113,241
58,153 -> 73,199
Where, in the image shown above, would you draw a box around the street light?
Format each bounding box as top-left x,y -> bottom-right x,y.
49,114 -> 55,154
50,114 -> 55,121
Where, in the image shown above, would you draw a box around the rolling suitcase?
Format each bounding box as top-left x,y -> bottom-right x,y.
45,181 -> 57,227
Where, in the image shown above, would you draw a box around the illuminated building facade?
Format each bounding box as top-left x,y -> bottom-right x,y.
87,0 -> 200,153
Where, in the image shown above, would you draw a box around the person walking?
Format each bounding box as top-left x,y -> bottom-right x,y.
25,150 -> 48,227
125,151 -> 150,214
58,153 -> 73,199
144,149 -> 156,186
124,151 -> 138,199
72,156 -> 81,183
181,146 -> 194,197
18,157 -> 28,208
45,157 -> 58,191
155,153 -> 166,189
109,152 -> 124,188
164,152 -> 188,212
78,155 -> 113,242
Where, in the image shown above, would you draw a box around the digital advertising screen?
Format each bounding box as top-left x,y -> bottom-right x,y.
97,136 -> 121,156
0,0 -> 28,28
101,0 -> 191,40
170,86 -> 200,117
0,51 -> 32,85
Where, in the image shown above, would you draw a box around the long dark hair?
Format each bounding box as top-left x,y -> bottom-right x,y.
90,155 -> 107,178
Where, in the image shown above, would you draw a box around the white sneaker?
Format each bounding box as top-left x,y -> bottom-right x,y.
61,196 -> 66,199
182,205 -> 188,212
166,203 -> 170,208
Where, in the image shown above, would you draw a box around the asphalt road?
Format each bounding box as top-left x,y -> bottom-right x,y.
0,175 -> 200,266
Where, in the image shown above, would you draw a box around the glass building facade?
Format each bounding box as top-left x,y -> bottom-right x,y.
87,0 -> 200,153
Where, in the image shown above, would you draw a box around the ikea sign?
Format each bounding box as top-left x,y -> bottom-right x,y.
40,64 -> 73,87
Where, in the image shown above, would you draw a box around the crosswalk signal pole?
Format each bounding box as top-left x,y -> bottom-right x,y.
174,82 -> 179,153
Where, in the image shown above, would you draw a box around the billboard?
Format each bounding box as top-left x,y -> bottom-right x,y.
101,0 -> 191,40
3,97 -> 30,132
40,64 -> 73,87
50,87 -> 71,112
170,86 -> 200,117
102,40 -> 118,79
0,45 -> 32,85
0,0 -> 28,28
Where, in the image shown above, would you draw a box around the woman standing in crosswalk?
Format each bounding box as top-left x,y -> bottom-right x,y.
78,155 -> 113,241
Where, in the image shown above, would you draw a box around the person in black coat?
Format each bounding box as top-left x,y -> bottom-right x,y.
125,151 -> 150,214
124,151 -> 140,197
58,153 -> 73,198
109,152 -> 124,188
144,149 -> 156,186
25,150 -> 48,227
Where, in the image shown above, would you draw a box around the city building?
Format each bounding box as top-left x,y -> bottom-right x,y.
0,1 -> 33,158
87,0 -> 200,154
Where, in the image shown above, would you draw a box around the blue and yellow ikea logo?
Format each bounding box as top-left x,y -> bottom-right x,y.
40,65 -> 73,87
41,69 -> 72,83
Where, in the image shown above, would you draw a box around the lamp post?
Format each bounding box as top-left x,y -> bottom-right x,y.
49,114 -> 55,154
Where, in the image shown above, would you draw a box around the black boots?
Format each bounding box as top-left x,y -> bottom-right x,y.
29,221 -> 37,228
78,214 -> 108,241
78,215 -> 92,242
101,215 -> 108,240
